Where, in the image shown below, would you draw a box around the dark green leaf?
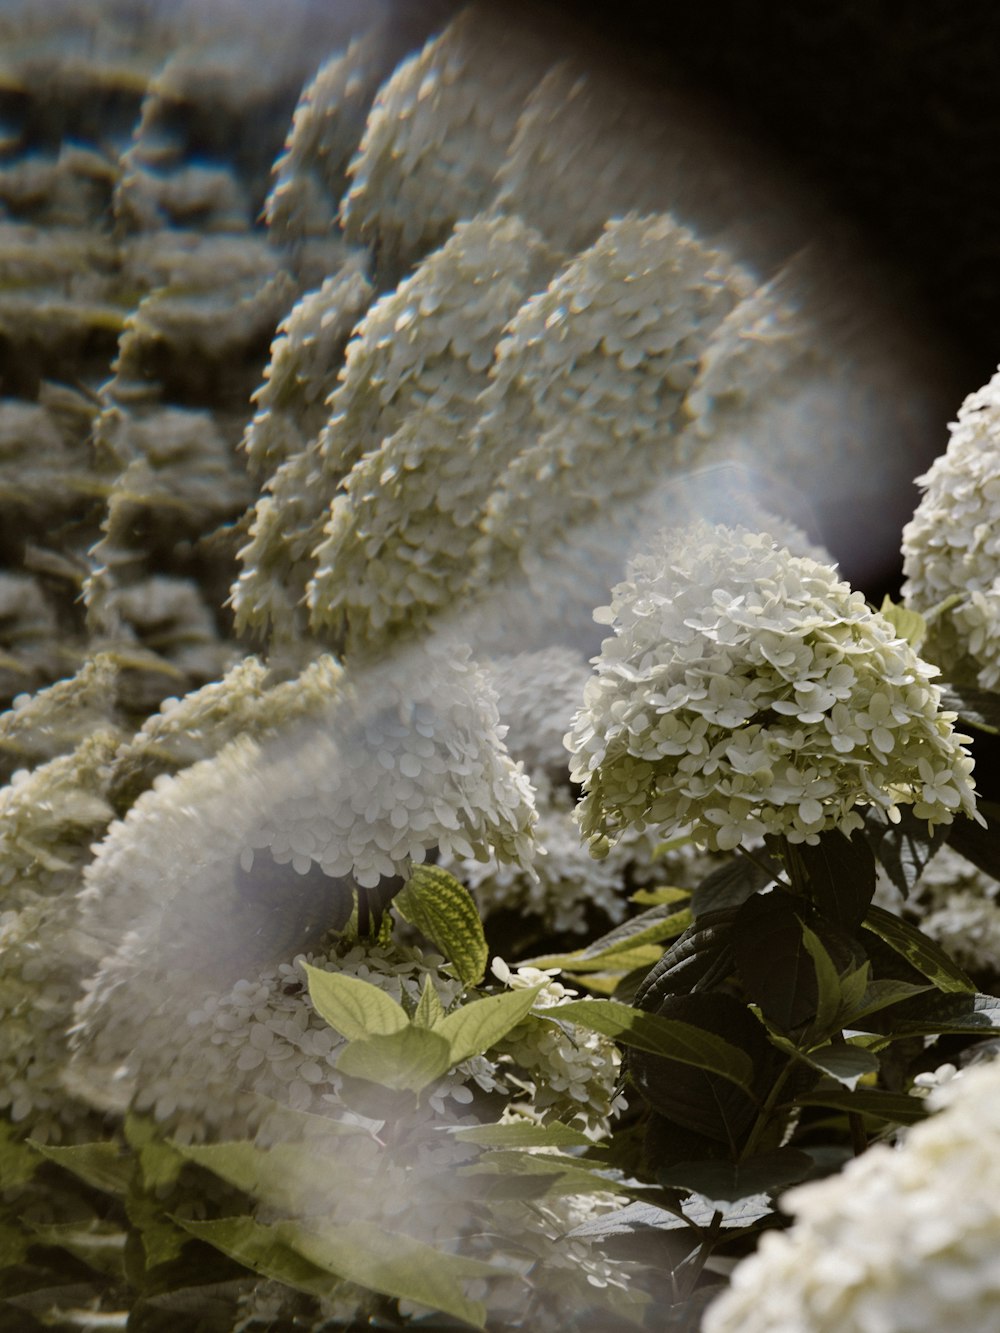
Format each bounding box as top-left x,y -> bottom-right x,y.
691,856 -> 778,918
461,1151 -> 633,1198
946,799 -> 1000,882
863,905 -> 976,993
939,684 -> 1000,735
633,909 -> 739,1013
788,827 -> 877,932
861,989 -> 1000,1039
336,1026 -> 454,1093
395,866 -> 489,987
0,1124 -> 41,1191
768,1037 -> 879,1090
866,807 -> 948,898
660,1148 -> 813,1205
793,1084 -> 928,1125
732,892 -> 816,1034
843,978 -> 933,1025
549,1000 -> 754,1092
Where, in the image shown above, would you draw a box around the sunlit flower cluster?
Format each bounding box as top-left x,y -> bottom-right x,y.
902,364 -> 1000,688
704,1057 -> 1000,1332
568,523 -> 978,852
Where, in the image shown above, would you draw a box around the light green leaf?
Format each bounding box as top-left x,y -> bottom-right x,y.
1,1123 -> 41,1190
413,973 -> 446,1029
879,595 -> 927,650
453,1121 -> 592,1149
281,1217 -> 500,1328
395,865 -> 489,987
27,1221 -> 127,1278
125,1115 -> 184,1190
549,1000 -> 755,1093
524,908 -> 692,971
630,886 -> 692,906
174,1215 -> 341,1299
432,984 -> 545,1064
800,923 -> 843,1039
462,1151 -> 632,1198
542,945 -> 666,975
863,906 -> 976,993
30,1140 -> 132,1198
337,1025 -> 454,1093
174,1139 -> 363,1213
303,964 -> 409,1040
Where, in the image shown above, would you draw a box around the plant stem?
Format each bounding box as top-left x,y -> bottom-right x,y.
739,1057 -> 796,1161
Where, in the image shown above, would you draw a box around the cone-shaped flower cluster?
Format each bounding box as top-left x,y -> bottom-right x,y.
568,524 -> 978,852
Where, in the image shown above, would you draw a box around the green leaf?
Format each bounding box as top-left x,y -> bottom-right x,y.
789,827 -> 877,933
793,1084 -> 928,1125
395,866 -> 489,987
660,1148 -> 814,1205
843,978 -> 933,1025
939,684 -> 1000,736
173,1216 -> 340,1300
303,965 -> 409,1040
800,923 -> 844,1040
524,907 -> 692,971
30,1140 -> 132,1197
0,1124 -> 41,1190
284,1218 -> 499,1328
946,798 -> 1000,882
413,973 -> 446,1028
690,856 -> 777,918
453,1121 -> 592,1149
866,807 -> 947,898
863,905 -> 976,993
432,984 -> 545,1064
862,989 -> 1000,1039
173,1139 -> 362,1214
461,1151 -> 632,1199
336,1026 -> 454,1093
767,1035 -> 879,1090
549,1000 -> 754,1093
26,1221 -> 127,1279
879,595 -> 927,650
633,909 -> 740,1012
558,945 -> 669,975
630,886 -> 692,906
732,892 -> 817,1034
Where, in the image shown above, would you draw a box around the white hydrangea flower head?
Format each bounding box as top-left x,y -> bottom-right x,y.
568,523 -> 978,853
485,648 -> 593,776
305,214 -> 560,651
340,6 -> 549,275
240,258 -> 373,482
902,365 -> 1000,688
265,32 -> 390,242
235,213 -> 557,646
0,654 -> 120,776
704,1056 -> 1000,1333
491,958 -> 626,1136
469,215 -> 753,597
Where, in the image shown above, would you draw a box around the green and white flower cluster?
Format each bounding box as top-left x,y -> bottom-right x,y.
705,1057 -> 1000,1332
903,364 -> 1000,688
568,523 -> 978,853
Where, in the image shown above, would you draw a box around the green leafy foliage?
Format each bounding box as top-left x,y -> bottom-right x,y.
865,806 -> 948,898
863,905 -> 977,993
660,1148 -> 814,1206
395,865 -> 489,986
303,965 -> 409,1039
